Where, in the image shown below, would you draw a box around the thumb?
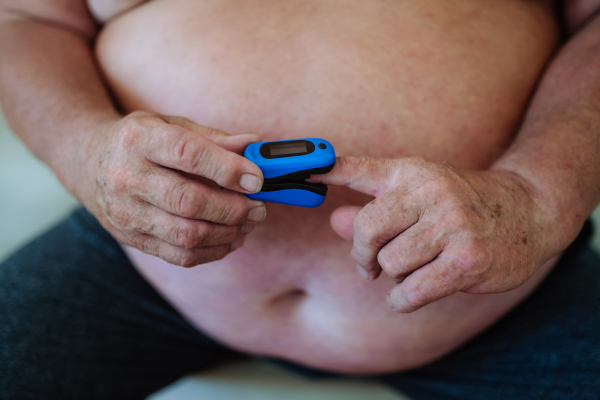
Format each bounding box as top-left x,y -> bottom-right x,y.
330,205 -> 362,241
308,156 -> 395,197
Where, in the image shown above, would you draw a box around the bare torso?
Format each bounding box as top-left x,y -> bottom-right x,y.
93,0 -> 561,373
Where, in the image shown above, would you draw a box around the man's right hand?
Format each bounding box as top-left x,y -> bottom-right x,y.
83,111 -> 266,267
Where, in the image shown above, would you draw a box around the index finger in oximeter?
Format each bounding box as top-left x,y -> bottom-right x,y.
244,138 -> 335,207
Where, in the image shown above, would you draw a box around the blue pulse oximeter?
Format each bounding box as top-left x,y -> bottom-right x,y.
244,138 -> 336,207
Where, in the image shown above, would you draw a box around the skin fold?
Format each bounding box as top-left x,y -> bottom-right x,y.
1,0 -> 600,373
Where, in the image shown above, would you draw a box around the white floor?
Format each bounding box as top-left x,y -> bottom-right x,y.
1,109 -> 598,399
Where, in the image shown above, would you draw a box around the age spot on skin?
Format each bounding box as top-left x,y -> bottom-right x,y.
522,236 -> 528,244
493,204 -> 502,218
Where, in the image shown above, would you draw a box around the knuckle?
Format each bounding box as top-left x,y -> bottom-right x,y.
401,156 -> 430,176
168,182 -> 202,217
136,235 -> 159,255
205,197 -> 247,225
175,245 -> 231,268
347,155 -> 394,180
350,248 -> 376,272
171,134 -> 203,172
454,247 -> 491,278
218,201 -> 247,225
141,236 -> 156,254
345,156 -> 371,171
117,116 -> 144,146
430,175 -> 455,194
135,212 -> 156,235
125,232 -> 142,248
109,202 -> 131,228
446,207 -> 473,231
194,223 -> 213,246
174,221 -> 200,249
104,167 -> 130,194
176,249 -> 202,268
212,155 -> 240,187
214,207 -> 238,226
114,230 -> 137,247
354,212 -> 379,244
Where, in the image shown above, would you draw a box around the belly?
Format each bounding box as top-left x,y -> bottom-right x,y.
96,0 -> 560,373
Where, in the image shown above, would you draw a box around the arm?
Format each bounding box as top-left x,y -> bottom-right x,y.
493,2 -> 600,260
312,3 -> 600,312
0,0 -> 266,267
0,0 -> 116,190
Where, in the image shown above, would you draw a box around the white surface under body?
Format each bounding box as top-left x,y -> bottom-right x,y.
1,109 -> 599,399
148,360 -> 405,400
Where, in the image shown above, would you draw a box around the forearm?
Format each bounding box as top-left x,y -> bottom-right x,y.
492,14 -> 600,259
0,10 -> 120,201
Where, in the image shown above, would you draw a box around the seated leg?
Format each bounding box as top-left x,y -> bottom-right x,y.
0,209 -> 239,400
380,222 -> 600,400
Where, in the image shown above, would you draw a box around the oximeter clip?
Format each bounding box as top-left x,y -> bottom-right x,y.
244,138 -> 336,207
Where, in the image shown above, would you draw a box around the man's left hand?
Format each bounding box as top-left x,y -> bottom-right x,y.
310,156 -> 548,313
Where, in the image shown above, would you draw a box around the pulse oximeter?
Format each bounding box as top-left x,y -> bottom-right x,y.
244,138 -> 336,207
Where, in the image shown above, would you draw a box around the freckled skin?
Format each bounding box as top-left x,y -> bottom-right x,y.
312,156 -> 550,312
3,0 -> 600,376
103,0 -> 563,373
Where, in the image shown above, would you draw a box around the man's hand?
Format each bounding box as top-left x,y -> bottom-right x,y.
83,111 -> 267,268
311,156 -> 548,313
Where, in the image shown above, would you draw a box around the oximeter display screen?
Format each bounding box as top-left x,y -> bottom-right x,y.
259,140 -> 316,159
268,142 -> 308,157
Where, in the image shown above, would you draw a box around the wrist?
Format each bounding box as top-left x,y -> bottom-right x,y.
488,167 -> 585,262
47,113 -> 120,206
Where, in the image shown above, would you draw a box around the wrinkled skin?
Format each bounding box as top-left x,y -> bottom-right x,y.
2,0 -> 600,374
84,111 -> 267,267
311,156 -> 545,313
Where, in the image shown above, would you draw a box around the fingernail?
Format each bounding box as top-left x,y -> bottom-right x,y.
241,223 -> 255,234
231,238 -> 245,250
356,264 -> 371,281
240,174 -> 262,193
248,206 -> 267,222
